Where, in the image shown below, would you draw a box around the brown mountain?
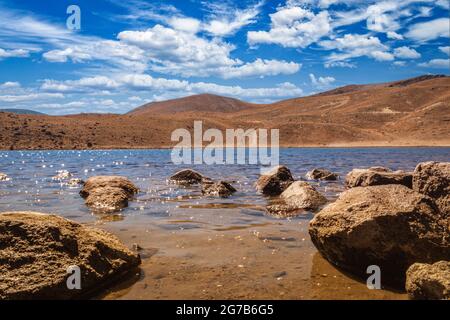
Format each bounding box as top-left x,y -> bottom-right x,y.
129,93 -> 256,115
1,75 -> 449,150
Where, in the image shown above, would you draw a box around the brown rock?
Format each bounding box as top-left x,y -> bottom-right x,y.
345,167 -> 412,188
306,168 -> 338,181
0,172 -> 8,181
202,181 -> 236,197
0,211 -> 141,300
256,165 -> 294,196
281,181 -> 327,211
85,187 -> 129,212
169,169 -> 208,185
413,162 -> 450,215
309,185 -> 449,287
52,170 -> 72,181
406,261 -> 450,300
67,178 -> 84,187
80,176 -> 139,198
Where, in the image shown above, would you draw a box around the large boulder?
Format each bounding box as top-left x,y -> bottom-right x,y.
80,176 -> 139,213
0,212 -> 141,299
406,261 -> 450,300
345,167 -> 412,188
413,162 -> 449,215
201,181 -> 236,197
169,169 -> 208,185
309,185 -> 449,287
306,169 -> 338,181
85,187 -> 130,212
256,165 -> 294,196
281,181 -> 327,211
80,176 -> 139,198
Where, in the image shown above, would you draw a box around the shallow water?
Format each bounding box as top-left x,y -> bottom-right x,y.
0,148 -> 449,299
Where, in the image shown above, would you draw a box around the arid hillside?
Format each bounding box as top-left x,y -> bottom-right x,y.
1,75 -> 449,150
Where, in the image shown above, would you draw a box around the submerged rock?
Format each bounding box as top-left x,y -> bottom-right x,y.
0,211 -> 141,299
281,181 -> 327,211
201,181 -> 236,197
309,185 -> 449,287
85,186 -> 130,212
80,176 -> 139,213
67,178 -> 84,187
413,162 -> 449,215
256,165 -> 294,196
52,170 -> 72,181
406,261 -> 450,300
80,176 -> 139,198
0,173 -> 8,181
306,169 -> 338,181
169,169 -> 208,185
345,167 -> 412,188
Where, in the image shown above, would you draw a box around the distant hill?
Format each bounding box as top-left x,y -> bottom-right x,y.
0,108 -> 45,115
128,93 -> 256,115
1,75 -> 449,150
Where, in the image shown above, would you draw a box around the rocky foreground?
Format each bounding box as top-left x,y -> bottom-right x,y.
0,212 -> 140,299
0,161 -> 448,299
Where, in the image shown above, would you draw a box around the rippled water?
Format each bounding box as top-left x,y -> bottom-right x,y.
1,148 -> 449,299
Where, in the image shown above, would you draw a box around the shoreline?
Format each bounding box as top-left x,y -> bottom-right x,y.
2,144 -> 450,152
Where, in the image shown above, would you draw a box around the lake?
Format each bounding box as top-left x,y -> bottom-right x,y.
1,148 -> 449,299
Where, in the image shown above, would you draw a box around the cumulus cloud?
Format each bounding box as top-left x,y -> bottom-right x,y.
0,92 -> 64,102
118,24 -> 300,78
320,34 -> 393,63
309,73 -> 335,87
406,18 -> 450,42
247,6 -> 331,48
394,46 -> 421,59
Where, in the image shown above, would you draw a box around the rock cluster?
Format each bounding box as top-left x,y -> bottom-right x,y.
80,176 -> 139,212
169,169 -> 209,185
0,211 -> 141,299
309,161 -> 450,297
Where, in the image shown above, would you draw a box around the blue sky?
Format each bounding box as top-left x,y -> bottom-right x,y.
0,0 -> 449,114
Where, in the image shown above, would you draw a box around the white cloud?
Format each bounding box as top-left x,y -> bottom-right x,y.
118,24 -> 300,78
437,0 -> 450,9
43,47 -> 92,63
321,34 -> 393,63
439,46 -> 450,56
40,73 -> 304,100
223,59 -> 301,79
418,59 -> 450,68
394,46 -> 421,59
309,73 -> 336,87
406,18 -> 450,41
203,1 -> 263,37
0,92 -> 64,102
0,81 -> 21,89
387,31 -> 404,40
247,6 -> 331,48
168,17 -> 201,33
393,61 -> 407,66
0,48 -> 29,59
324,61 -> 357,68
